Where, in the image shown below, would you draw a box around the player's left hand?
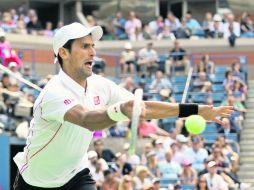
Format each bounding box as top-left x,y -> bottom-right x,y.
198,105 -> 234,125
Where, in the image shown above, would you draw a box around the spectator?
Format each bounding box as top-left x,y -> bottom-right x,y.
158,150 -> 182,178
26,10 -> 43,35
138,119 -> 169,139
164,12 -> 181,34
133,165 -> 153,190
93,139 -> 115,162
180,159 -> 197,185
141,142 -> 153,165
0,12 -> 16,33
202,12 -> 214,38
112,12 -> 127,40
159,89 -> 176,103
223,13 -> 240,39
1,73 -> 10,89
198,54 -> 215,75
149,70 -> 172,94
86,15 -> 97,27
125,11 -> 142,41
208,14 -> 224,38
196,175 -> 209,190
43,21 -> 54,37
120,42 -> 136,74
240,12 -> 254,38
9,9 -> 19,23
185,10 -> 203,37
153,138 -> 166,162
203,161 -> 229,190
91,159 -> 104,190
157,26 -> 174,40
13,15 -> 27,35
8,62 -> 22,85
231,61 -> 245,82
218,118 -> 237,135
175,17 -> 191,39
223,71 -> 235,92
146,151 -> 160,177
118,175 -> 134,190
151,178 -> 161,190
53,21 -> 64,34
141,24 -> 153,40
0,30 -> 23,68
193,72 -> 209,91
137,42 -> 159,77
185,136 -> 209,172
119,77 -> 136,93
231,80 -> 247,102
165,40 -> 190,76
115,152 -> 133,175
102,169 -> 119,190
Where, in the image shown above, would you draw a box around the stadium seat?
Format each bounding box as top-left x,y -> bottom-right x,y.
160,178 -> 178,188
209,75 -> 225,84
170,76 -> 187,84
202,123 -> 218,133
215,66 -> 230,75
212,84 -> 225,92
173,85 -> 185,94
158,54 -> 167,72
173,94 -> 183,102
181,184 -> 196,190
212,93 -> 226,103
202,133 -> 238,144
191,93 -> 207,103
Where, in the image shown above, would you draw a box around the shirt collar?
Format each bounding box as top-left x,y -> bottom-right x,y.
59,69 -> 86,96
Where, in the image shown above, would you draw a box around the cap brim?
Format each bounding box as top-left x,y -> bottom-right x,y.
89,26 -> 103,41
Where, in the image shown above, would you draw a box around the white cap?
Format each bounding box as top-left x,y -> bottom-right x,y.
0,30 -> 5,37
88,150 -> 98,159
213,14 -> 222,22
176,134 -> 188,143
9,62 -> 18,68
53,22 -> 103,56
207,161 -> 217,168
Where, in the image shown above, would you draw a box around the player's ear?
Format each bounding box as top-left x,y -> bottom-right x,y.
58,47 -> 69,60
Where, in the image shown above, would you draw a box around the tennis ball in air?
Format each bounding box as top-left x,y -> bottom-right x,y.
185,115 -> 206,134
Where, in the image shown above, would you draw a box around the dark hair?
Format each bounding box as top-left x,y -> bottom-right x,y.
57,39 -> 75,68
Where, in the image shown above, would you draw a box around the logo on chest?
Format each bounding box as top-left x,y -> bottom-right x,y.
93,96 -> 100,105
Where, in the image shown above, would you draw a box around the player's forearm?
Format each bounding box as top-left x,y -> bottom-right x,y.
81,109 -> 116,131
144,101 -> 180,119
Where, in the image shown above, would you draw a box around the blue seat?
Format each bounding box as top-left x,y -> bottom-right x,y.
202,123 -> 218,133
215,66 -> 230,75
212,84 -> 225,92
173,85 -> 185,94
171,76 -> 187,84
212,93 -> 226,103
191,93 -> 207,103
181,184 -> 196,190
173,94 -> 183,102
209,75 -> 225,84
160,178 -> 178,188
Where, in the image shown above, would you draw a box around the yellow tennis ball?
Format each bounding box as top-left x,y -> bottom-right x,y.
185,115 -> 206,134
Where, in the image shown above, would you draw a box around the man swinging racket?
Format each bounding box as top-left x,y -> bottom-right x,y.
13,22 -> 233,190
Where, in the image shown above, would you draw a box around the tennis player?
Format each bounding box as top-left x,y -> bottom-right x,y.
13,22 -> 233,190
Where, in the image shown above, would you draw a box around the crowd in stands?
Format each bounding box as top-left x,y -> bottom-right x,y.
0,7 -> 254,44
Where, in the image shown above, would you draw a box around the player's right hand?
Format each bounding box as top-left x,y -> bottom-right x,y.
120,100 -> 146,120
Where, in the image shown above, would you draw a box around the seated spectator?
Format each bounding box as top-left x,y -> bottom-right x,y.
0,31 -> 23,68
157,26 -> 174,40
158,150 -> 182,178
119,77 -> 136,93
43,21 -> 54,37
137,42 -> 159,77
102,169 -> 119,190
141,24 -> 152,40
8,62 -> 22,85
208,14 -> 224,39
231,80 -> 247,102
159,89 -> 176,103
138,119 -> 170,138
185,10 -> 204,37
180,159 -> 197,185
197,54 -> 215,75
120,43 -> 136,74
125,11 -> 142,41
115,152 -> 133,176
165,40 -> 190,76
231,61 -> 246,82
201,81 -> 213,93
146,151 -> 160,177
26,10 -> 43,35
13,16 -> 27,35
91,159 -> 104,189
86,15 -> 97,27
193,72 -> 209,91
175,17 -> 191,39
164,12 -> 181,34
118,175 -> 134,190
53,21 -> 64,34
218,118 -> 238,136
185,136 -> 208,172
112,12 -> 127,40
149,70 -> 172,94
133,166 -> 153,190
240,12 -> 254,38
1,73 -> 11,89
202,12 -> 214,38
223,71 -> 235,92
223,13 -> 240,39
203,161 -> 229,190
0,12 -> 16,33
196,175 -> 209,190
93,139 -> 115,162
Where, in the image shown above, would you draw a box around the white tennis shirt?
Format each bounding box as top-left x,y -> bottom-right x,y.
13,70 -> 133,187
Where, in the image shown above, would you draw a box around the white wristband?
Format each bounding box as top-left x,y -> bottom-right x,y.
107,102 -> 129,122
